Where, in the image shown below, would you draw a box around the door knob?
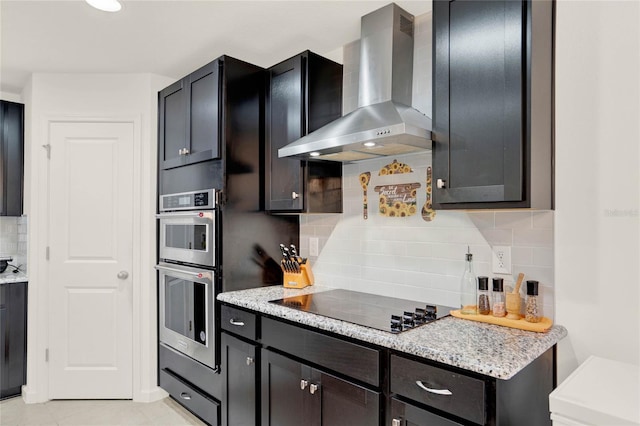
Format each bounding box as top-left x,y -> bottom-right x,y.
436,178 -> 447,189
117,271 -> 129,280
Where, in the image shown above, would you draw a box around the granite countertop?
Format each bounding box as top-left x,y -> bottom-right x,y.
218,285 -> 568,380
0,270 -> 28,284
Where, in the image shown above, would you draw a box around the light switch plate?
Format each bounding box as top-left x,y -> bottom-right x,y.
492,246 -> 511,274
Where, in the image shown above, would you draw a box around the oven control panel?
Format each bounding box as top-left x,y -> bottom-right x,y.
160,189 -> 216,211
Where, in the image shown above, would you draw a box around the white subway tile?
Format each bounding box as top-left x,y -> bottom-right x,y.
513,229 -> 553,248
467,212 -> 495,229
495,211 -> 533,229
511,247 -> 534,266
532,211 -> 554,229
532,247 -> 554,267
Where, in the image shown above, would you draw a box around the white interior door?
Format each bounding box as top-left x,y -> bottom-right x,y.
48,120 -> 134,399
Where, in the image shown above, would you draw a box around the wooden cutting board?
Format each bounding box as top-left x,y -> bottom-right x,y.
450,309 -> 553,332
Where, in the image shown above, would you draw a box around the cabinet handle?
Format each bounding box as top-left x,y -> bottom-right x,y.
292,191 -> 299,200
229,319 -> 245,327
300,379 -> 308,390
415,380 -> 452,395
246,357 -> 254,366
309,383 -> 319,395
436,178 -> 447,189
180,392 -> 192,400
392,419 -> 402,426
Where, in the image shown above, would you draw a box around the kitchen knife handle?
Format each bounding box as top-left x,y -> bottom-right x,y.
415,380 -> 452,396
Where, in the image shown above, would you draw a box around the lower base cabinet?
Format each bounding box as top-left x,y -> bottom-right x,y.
159,369 -> 220,426
221,332 -> 258,426
261,349 -> 380,426
390,397 -> 462,426
0,282 -> 27,399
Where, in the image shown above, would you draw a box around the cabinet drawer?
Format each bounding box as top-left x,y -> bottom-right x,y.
221,305 -> 257,340
159,369 -> 220,426
159,343 -> 221,399
390,355 -> 485,425
262,317 -> 380,387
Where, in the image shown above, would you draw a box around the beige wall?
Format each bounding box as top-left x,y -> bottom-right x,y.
554,0 -> 640,381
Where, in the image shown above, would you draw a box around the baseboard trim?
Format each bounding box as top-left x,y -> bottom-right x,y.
134,386 -> 168,403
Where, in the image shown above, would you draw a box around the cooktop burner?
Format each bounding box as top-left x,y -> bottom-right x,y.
269,289 -> 455,333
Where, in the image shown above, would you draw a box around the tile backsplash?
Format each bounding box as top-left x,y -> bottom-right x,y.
300,153 -> 555,319
0,216 -> 28,272
299,10 -> 554,319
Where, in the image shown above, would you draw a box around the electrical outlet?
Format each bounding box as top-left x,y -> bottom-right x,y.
492,246 -> 511,274
309,237 -> 319,257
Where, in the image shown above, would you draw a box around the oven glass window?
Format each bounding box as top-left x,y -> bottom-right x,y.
166,224 -> 207,251
164,276 -> 207,345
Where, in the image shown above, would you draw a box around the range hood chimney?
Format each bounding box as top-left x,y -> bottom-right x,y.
279,3 -> 432,162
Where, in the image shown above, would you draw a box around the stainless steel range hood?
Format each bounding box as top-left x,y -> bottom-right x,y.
279,3 -> 432,162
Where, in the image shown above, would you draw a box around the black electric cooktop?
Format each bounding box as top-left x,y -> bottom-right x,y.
269,289 -> 455,334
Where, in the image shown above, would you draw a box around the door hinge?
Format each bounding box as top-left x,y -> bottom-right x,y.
46,246 -> 50,260
45,349 -> 49,362
42,144 -> 51,159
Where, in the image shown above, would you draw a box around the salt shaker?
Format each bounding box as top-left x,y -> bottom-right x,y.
492,278 -> 506,317
525,280 -> 540,323
477,276 -> 490,315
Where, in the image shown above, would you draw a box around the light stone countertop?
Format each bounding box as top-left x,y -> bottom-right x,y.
218,285 -> 568,380
0,270 -> 28,284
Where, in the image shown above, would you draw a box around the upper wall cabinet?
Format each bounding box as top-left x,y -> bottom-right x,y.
0,100 -> 24,216
159,60 -> 221,170
432,0 -> 554,209
266,51 -> 343,213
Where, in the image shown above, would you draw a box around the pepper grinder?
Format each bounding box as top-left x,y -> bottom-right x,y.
525,280 -> 541,323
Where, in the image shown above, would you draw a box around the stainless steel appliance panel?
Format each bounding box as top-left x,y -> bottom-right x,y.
157,263 -> 216,369
157,210 -> 216,268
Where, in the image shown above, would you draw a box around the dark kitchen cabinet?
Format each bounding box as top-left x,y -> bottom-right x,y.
159,60 -> 221,170
432,0 -> 553,209
221,332 -> 258,426
390,398 -> 463,426
266,51 -> 343,213
261,349 -> 380,426
0,101 -> 24,216
0,282 -> 27,399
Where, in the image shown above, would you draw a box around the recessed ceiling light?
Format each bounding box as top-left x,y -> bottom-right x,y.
363,142 -> 376,147
309,152 -> 321,157
86,0 -> 122,12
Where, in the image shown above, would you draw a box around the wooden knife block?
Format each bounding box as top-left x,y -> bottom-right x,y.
282,263 -> 314,289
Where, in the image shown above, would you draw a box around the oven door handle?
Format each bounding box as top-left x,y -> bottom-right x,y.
156,211 -> 213,219
155,264 -> 211,279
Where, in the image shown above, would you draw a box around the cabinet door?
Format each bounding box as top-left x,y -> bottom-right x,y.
266,56 -> 305,210
261,349 -> 307,426
222,332 -> 257,426
390,397 -> 463,426
186,60 -> 221,165
159,79 -> 188,170
433,0 -> 525,207
318,370 -> 380,426
0,101 -> 24,216
0,282 -> 27,399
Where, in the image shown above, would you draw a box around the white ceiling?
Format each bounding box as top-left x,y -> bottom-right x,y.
0,0 -> 432,94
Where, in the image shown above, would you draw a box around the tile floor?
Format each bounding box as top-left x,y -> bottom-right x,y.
0,396 -> 206,426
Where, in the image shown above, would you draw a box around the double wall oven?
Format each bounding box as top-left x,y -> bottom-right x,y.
156,189 -> 219,369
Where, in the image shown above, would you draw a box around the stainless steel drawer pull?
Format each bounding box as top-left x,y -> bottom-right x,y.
229,319 -> 245,327
309,384 -> 319,395
416,380 -> 452,395
180,392 -> 192,400
300,379 -> 308,390
392,419 -> 402,426
246,357 -> 254,366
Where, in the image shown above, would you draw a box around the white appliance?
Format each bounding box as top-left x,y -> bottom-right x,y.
549,356 -> 639,425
